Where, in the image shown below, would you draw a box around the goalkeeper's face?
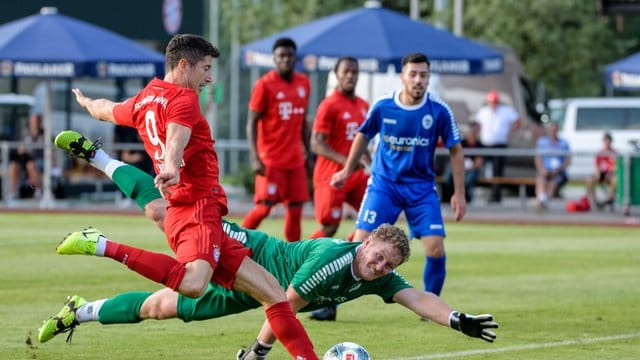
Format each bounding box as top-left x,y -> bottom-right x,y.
354,236 -> 402,281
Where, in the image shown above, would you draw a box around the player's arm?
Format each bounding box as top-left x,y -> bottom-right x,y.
330,132 -> 369,188
237,286 -> 309,360
246,110 -> 265,175
448,142 -> 467,221
393,288 -> 499,343
302,115 -> 313,175
71,88 -> 119,123
154,123 -> 190,195
311,131 -> 347,165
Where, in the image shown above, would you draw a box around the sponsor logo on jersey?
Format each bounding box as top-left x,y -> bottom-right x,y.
347,283 -> 362,292
383,135 -> 430,151
383,118 -> 397,124
430,224 -> 443,230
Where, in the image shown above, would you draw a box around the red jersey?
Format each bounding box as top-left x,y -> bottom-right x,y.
595,148 -> 617,173
312,89 -> 368,180
113,78 -> 227,207
249,70 -> 310,169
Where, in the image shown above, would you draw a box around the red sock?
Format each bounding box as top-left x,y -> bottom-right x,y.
309,229 -> 327,239
284,205 -> 302,242
266,301 -> 317,360
242,203 -> 271,229
104,241 -> 186,290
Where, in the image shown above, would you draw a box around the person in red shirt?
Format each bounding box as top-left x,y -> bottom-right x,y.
586,132 -> 617,210
63,34 -> 316,360
243,37 -> 311,241
309,57 -> 369,240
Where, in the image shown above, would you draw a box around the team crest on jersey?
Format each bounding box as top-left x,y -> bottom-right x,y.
422,115 -> 434,129
297,86 -> 306,98
276,91 -> 285,100
213,245 -> 221,262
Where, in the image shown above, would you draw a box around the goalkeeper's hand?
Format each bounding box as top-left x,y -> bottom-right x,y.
236,339 -> 272,360
449,311 -> 499,343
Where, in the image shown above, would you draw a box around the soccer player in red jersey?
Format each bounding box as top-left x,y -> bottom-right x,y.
65,34 -> 317,359
309,57 -> 369,240
243,37 -> 311,242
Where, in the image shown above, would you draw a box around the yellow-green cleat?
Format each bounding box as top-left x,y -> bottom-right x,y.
56,228 -> 104,256
54,130 -> 102,160
38,295 -> 87,343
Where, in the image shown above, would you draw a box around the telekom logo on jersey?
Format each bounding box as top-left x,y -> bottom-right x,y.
278,101 -> 304,120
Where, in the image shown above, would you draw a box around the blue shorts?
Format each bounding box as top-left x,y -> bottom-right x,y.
356,175 -> 445,238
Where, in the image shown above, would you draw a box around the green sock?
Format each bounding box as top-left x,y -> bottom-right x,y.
98,292 -> 153,324
111,165 -> 161,210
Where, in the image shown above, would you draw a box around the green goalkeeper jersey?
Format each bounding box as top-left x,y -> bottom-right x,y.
177,221 -> 412,322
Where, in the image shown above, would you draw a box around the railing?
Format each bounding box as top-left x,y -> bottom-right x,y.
1,140 -> 638,209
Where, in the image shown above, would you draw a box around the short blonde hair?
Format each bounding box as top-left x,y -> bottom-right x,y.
370,224 -> 410,264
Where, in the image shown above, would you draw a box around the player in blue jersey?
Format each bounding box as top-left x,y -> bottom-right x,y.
319,53 -> 467,321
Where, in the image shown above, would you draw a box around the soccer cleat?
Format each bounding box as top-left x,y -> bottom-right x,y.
38,295 -> 87,343
56,228 -> 104,256
308,305 -> 337,321
54,130 -> 102,161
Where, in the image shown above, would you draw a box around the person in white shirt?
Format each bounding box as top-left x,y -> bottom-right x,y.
474,90 -> 521,203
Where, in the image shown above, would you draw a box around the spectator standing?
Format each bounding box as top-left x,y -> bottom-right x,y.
443,121 -> 484,203
533,122 -> 571,211
331,53 -> 466,300
309,57 -> 369,240
7,113 -> 44,199
585,132 -> 617,210
243,37 -> 311,242
474,90 -> 521,203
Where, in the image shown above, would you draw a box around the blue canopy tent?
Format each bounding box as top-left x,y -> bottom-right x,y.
605,52 -> 640,93
241,4 -> 503,75
0,7 -> 165,207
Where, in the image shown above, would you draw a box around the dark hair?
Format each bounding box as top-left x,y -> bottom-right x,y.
401,53 -> 430,67
333,56 -> 358,73
272,37 -> 297,52
165,34 -> 220,70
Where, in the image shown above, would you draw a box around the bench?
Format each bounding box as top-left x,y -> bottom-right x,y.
476,176 -> 536,208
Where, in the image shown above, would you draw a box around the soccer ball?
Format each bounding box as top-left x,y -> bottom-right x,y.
322,342 -> 371,360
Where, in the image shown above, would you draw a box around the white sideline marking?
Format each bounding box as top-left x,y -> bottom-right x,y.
387,332 -> 640,360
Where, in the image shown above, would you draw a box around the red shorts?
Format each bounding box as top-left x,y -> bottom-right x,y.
164,196 -> 250,290
313,169 -> 368,225
253,165 -> 310,204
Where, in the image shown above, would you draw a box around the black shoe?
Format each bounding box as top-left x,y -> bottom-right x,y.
309,305 -> 337,321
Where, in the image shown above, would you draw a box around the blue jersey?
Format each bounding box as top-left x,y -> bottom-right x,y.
360,91 -> 460,183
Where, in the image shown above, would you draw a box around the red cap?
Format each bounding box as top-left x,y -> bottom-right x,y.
486,90 -> 499,103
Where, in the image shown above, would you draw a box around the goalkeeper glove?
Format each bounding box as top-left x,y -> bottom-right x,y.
237,339 -> 273,360
449,311 -> 499,343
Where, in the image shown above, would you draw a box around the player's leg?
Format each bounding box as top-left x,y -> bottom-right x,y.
344,170 -> 369,241
233,257 -> 317,359
54,130 -> 166,230
283,166 -> 310,241
242,169 -> 278,229
310,180 -> 343,239
404,183 -> 447,296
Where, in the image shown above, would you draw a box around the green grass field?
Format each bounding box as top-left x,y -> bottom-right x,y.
0,212 -> 638,359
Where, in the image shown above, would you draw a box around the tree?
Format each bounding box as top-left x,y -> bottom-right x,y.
461,0 -> 635,98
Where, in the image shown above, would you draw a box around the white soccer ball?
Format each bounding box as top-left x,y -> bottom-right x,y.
322,342 -> 371,360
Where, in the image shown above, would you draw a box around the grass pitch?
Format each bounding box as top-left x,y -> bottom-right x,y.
0,212 -> 638,359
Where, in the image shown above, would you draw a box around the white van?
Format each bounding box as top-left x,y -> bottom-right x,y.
550,97 -> 640,179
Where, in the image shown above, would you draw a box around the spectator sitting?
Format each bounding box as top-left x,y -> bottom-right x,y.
443,121 -> 484,203
114,125 -> 154,176
7,113 -> 44,199
585,132 -> 616,211
532,122 -> 571,211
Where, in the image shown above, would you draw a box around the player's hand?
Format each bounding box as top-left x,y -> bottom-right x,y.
251,158 -> 265,176
450,311 -> 499,343
154,171 -> 179,198
71,88 -> 90,108
236,348 -> 266,360
330,169 -> 349,189
237,340 -> 272,360
450,193 -> 467,221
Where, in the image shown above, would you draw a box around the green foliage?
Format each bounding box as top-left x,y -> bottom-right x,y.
222,164 -> 255,194
462,0 -> 636,98
1,213 -> 639,359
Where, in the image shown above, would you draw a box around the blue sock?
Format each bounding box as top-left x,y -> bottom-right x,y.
423,254 -> 446,296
